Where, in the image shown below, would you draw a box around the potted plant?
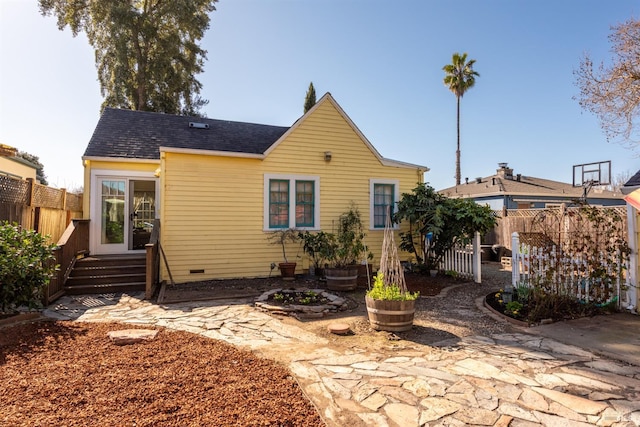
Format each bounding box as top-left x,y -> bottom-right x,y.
365,208 -> 419,332
298,231 -> 334,277
366,272 -> 419,332
267,228 -> 300,280
325,204 -> 370,291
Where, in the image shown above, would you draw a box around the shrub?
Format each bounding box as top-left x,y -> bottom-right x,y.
366,272 -> 419,301
0,222 -> 57,312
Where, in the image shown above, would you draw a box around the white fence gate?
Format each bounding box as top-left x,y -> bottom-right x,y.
440,231 -> 482,283
511,232 -> 630,308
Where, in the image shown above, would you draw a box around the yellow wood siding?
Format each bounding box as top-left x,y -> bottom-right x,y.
161,98 -> 424,282
0,157 -> 36,181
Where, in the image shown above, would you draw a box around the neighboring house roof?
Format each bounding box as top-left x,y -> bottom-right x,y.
622,169 -> 640,195
0,143 -> 17,157
83,109 -> 290,160
83,93 -> 429,171
439,164 -> 623,202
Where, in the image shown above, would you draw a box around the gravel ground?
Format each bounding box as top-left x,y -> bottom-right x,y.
275,262 -> 516,353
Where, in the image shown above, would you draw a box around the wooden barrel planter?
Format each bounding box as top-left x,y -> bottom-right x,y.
365,295 -> 415,332
325,267 -> 358,291
357,264 -> 373,289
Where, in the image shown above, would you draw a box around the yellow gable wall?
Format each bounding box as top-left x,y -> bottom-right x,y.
83,159 -> 159,218
161,98 -> 424,282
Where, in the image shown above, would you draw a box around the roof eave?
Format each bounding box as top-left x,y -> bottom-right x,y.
82,155 -> 160,164
159,146 -> 265,159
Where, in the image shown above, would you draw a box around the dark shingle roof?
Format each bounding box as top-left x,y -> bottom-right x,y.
83,108 -> 290,159
623,169 -> 640,188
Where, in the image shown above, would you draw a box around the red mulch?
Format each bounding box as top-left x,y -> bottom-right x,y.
0,321 -> 324,427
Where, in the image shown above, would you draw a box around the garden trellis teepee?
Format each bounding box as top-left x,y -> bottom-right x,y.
377,207 -> 407,292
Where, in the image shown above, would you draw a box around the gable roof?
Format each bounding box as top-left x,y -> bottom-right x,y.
83,94 -> 429,171
83,108 -> 290,160
265,93 -> 429,171
439,165 -> 622,201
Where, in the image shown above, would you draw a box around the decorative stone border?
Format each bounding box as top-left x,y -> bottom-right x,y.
254,288 -> 348,318
483,293 -> 530,328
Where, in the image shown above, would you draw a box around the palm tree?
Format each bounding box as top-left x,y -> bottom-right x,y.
443,52 -> 479,186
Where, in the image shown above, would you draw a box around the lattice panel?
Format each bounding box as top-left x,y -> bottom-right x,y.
33,184 -> 64,209
0,175 -> 30,204
66,193 -> 83,212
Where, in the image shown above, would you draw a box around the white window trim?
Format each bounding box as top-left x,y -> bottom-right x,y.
370,178 -> 400,230
263,173 -> 320,231
89,169 -> 159,254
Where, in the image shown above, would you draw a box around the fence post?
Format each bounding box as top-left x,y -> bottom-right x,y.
473,231 -> 481,283
511,232 -> 520,287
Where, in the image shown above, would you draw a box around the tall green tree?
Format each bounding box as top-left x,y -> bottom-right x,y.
443,52 -> 479,186
304,82 -> 317,113
574,18 -> 640,150
39,0 -> 217,116
16,151 -> 47,185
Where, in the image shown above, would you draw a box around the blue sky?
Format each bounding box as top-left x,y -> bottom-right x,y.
1,0 -> 638,191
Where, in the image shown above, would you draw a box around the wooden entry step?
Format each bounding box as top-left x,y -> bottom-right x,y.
64,254 -> 146,295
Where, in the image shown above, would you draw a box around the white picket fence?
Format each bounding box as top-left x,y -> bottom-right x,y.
511,232 -> 628,307
439,231 -> 481,283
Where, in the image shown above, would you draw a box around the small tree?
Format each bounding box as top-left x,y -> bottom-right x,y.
394,183 -> 497,270
16,151 -> 48,185
0,223 -> 57,312
326,204 -> 372,268
574,18 -> 640,149
304,82 -> 317,113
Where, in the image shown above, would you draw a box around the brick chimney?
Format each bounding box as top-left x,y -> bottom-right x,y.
497,163 -> 514,180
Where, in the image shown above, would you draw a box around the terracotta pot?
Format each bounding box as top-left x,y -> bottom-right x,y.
365,295 -> 415,332
325,266 -> 358,291
279,262 -> 297,280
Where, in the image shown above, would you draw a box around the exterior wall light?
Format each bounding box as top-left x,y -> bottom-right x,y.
324,151 -> 332,162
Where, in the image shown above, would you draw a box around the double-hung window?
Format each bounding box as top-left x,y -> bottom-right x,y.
265,174 -> 319,230
370,179 -> 400,229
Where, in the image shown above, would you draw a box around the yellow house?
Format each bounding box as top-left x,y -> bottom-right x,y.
82,93 -> 428,283
0,144 -> 37,181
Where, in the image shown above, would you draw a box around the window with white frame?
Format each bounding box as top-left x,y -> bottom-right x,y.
370,179 -> 399,229
264,174 -> 319,230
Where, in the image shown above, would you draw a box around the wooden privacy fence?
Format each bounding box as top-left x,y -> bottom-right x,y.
511,232 -> 630,309
439,231 -> 482,283
0,175 -> 82,243
488,206 -> 628,251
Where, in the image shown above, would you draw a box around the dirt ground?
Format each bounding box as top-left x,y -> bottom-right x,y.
0,320 -> 324,427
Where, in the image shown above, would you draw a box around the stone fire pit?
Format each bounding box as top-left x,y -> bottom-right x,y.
254,288 -> 348,318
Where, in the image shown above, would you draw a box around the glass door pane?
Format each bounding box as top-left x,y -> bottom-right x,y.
101,180 -> 126,244
131,180 -> 156,249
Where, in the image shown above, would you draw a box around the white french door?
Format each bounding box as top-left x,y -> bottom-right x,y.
91,172 -> 158,254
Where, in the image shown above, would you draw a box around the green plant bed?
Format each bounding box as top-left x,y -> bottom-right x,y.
486,289 -> 617,325
484,291 -> 531,326
269,290 -> 330,306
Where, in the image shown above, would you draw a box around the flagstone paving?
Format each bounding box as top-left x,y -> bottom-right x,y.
43,292 -> 640,427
